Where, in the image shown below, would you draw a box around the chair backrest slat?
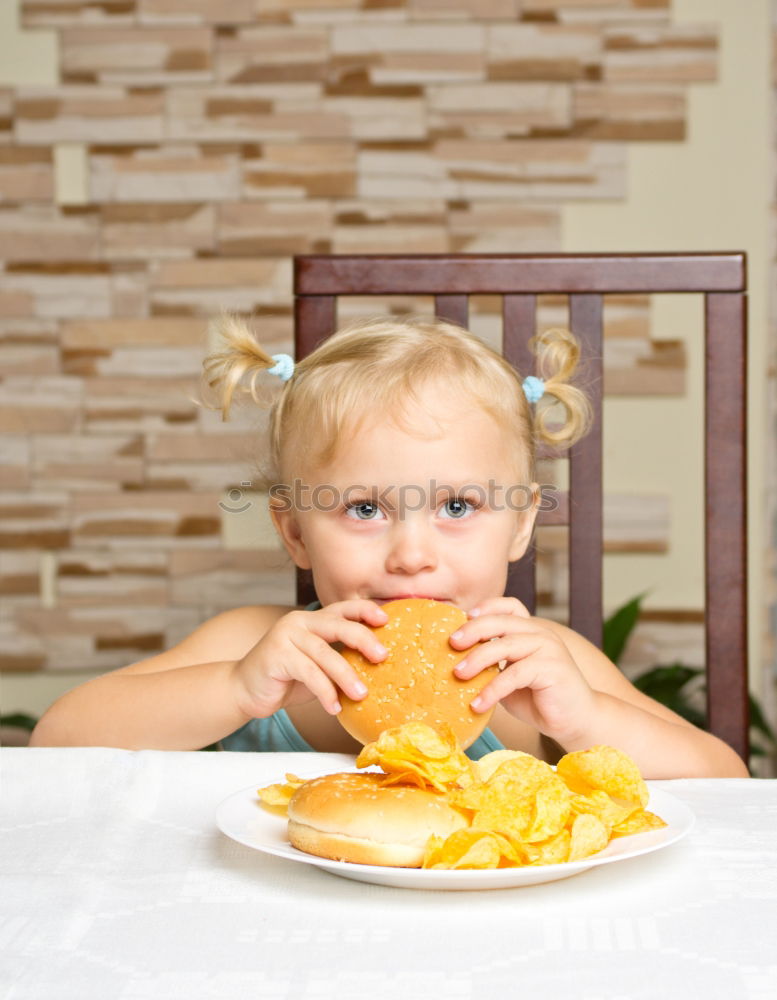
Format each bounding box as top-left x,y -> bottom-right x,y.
293,252 -> 749,758
705,291 -> 749,756
502,293 -> 538,375
434,294 -> 469,327
293,296 -> 336,608
502,293 -> 539,613
294,294 -> 335,358
295,253 -> 745,295
568,294 -> 604,647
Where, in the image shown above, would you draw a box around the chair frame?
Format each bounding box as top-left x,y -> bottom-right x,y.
293,252 -> 749,759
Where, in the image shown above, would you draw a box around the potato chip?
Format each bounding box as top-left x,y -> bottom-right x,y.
423,830 -> 500,869
568,812 -> 610,861
356,722 -> 475,792
474,749 -> 539,783
457,752 -> 556,816
453,760 -> 571,845
490,752 -> 557,786
569,790 -> 638,834
524,828 -> 571,866
450,770 -> 534,828
557,745 -> 649,809
526,777 -> 573,842
469,799 -> 531,844
374,769 -> 425,789
388,722 -> 452,760
257,773 -> 306,813
612,809 -> 667,837
423,829 -> 525,870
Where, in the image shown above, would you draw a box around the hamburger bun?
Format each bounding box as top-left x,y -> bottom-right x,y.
338,598 -> 498,749
287,771 -> 468,867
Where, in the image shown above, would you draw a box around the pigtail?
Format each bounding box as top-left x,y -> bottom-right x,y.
529,327 -> 593,448
202,314 -> 279,420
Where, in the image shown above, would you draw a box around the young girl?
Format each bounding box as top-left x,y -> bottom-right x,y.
31,316 -> 747,777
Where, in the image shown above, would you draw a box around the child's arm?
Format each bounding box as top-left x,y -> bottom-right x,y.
547,620 -> 749,776
451,598 -> 749,778
30,601 -> 387,750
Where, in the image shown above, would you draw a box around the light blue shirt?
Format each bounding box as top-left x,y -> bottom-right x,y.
221,709 -> 505,760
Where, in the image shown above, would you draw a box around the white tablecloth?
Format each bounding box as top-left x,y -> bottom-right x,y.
2,748 -> 776,1000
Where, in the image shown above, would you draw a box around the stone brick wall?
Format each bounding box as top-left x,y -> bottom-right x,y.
1,0 -> 720,675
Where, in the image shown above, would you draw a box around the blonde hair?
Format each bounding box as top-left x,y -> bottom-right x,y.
203,314 -> 592,485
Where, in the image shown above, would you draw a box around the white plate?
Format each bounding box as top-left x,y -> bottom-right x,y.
216,769 -> 694,891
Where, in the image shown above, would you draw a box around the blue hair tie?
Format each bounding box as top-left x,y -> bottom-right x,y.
522,375 -> 545,405
267,353 -> 294,382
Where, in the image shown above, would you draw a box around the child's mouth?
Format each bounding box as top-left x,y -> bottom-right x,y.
375,594 -> 452,604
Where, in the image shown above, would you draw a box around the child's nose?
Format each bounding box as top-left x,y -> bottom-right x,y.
385,521 -> 437,574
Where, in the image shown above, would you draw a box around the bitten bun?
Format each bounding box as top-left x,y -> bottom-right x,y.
337,598 -> 498,749
287,772 -> 468,867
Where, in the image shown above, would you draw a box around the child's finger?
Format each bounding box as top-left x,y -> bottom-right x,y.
453,632 -> 545,681
321,599 -> 389,628
448,609 -> 541,650
466,597 -> 531,621
299,613 -> 388,664
467,655 -> 550,714
291,630 -> 371,709
290,659 -> 344,716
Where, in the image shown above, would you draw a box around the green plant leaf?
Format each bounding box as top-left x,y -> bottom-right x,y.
0,712 -> 38,731
749,694 -> 776,741
631,664 -> 707,729
603,593 -> 648,665
632,663 -> 702,695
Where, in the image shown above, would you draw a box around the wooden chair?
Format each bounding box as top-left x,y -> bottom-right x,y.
293,252 -> 749,759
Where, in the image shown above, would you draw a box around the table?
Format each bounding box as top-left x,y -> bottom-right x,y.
2,748 -> 776,1000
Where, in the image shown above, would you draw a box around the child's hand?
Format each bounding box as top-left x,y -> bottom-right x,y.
449,597 -> 598,747
233,601 -> 388,719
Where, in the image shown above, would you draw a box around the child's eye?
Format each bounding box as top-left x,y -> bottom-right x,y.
345,501 -> 384,521
439,497 -> 476,519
